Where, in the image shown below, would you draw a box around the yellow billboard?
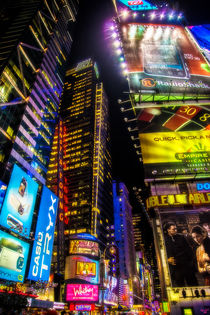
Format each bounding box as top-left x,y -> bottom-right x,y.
139,130 -> 210,180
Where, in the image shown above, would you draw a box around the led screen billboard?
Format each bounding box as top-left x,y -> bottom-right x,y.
188,25 -> 210,53
69,239 -> 99,256
0,164 -> 38,237
117,0 -> 157,11
160,209 -> 210,287
139,130 -> 210,180
65,255 -> 99,283
0,181 -> 7,211
0,229 -> 29,282
66,284 -> 99,302
121,24 -> 210,95
28,186 -> 58,282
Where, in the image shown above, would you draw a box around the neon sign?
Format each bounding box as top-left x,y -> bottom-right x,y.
146,192 -> 210,209
66,284 -> 98,302
197,182 -> 210,191
117,0 -> 157,10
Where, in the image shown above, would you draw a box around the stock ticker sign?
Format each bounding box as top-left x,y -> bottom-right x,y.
28,186 -> 58,282
121,24 -> 210,95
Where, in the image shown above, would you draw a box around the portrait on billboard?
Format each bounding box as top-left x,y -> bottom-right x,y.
121,23 -> 210,95
0,229 -> 29,282
139,130 -> 210,180
160,210 -> 210,287
0,164 -> 38,237
65,255 -> 99,284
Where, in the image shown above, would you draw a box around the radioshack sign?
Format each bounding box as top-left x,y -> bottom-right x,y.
28,186 -> 58,281
197,182 -> 210,191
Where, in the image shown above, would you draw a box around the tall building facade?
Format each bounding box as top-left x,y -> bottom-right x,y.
0,0 -> 78,185
47,59 -> 113,273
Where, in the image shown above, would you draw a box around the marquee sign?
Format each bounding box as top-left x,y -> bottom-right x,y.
146,192 -> 210,208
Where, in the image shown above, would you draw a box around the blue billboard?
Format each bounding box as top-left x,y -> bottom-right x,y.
0,229 -> 29,282
117,0 -> 157,11
28,186 -> 58,281
0,164 -> 38,238
0,181 -> 7,211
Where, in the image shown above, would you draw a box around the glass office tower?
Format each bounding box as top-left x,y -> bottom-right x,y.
0,0 -> 78,185
47,59 -> 113,273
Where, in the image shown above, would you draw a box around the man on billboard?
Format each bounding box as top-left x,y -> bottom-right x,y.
191,225 -> 210,286
163,222 -> 198,287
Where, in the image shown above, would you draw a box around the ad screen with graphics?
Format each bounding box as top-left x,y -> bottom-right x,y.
28,186 -> 58,282
121,24 -> 210,95
65,256 -> 99,284
69,239 -> 99,256
160,209 -> 210,287
188,25 -> 210,61
0,164 -> 38,237
0,230 -> 29,282
117,0 -> 157,11
139,130 -> 210,180
66,284 -> 99,302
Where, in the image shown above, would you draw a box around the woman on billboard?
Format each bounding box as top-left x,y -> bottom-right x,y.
191,225 -> 210,286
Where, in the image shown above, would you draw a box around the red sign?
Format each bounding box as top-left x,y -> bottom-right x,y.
128,0 -> 143,5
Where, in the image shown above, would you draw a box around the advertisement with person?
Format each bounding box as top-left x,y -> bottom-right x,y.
0,164 -> 38,237
0,229 -> 29,282
160,209 -> 210,287
139,129 -> 210,180
121,23 -> 210,95
65,255 -> 99,284
27,185 -> 58,282
69,239 -> 99,256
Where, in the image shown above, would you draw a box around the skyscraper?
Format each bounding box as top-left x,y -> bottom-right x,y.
0,0 -> 78,185
47,59 -> 113,272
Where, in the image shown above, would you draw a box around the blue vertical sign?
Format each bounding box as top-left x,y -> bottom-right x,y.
28,186 -> 58,281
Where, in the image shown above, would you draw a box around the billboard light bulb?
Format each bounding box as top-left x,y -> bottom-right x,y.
113,40 -> 120,48
133,12 -> 137,18
121,10 -> 129,18
112,32 -> 117,39
169,13 -> 174,19
110,25 -> 115,31
116,48 -> 122,55
150,12 -> 156,19
160,13 -> 165,19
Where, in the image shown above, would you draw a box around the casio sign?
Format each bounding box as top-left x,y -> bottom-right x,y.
197,182 -> 210,191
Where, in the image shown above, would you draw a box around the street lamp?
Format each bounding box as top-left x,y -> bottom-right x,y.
100,245 -> 118,315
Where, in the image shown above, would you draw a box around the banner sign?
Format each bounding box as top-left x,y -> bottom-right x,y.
139,130 -> 210,180
66,284 -> 99,302
28,186 -> 58,281
121,24 -> 210,95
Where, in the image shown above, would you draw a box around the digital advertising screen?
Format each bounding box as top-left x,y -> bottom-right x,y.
65,256 -> 99,284
160,209 -> 210,288
121,24 -> 210,95
66,284 -> 99,302
0,164 -> 38,238
139,130 -> 210,180
69,239 -> 99,256
188,25 -> 210,55
28,186 -> 58,282
117,0 -> 157,11
0,229 -> 29,282
0,181 -> 7,211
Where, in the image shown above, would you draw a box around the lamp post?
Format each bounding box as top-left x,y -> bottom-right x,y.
100,245 -> 117,315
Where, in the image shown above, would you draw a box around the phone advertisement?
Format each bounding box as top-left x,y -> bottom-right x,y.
65,255 -> 99,283
139,130 -> 210,180
0,229 -> 29,282
121,23 -> 210,95
160,209 -> 210,287
0,164 -> 38,237
28,185 -> 58,282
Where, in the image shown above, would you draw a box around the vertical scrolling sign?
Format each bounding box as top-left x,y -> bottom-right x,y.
57,118 -> 65,273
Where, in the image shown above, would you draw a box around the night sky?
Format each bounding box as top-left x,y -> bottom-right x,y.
69,0 -> 209,191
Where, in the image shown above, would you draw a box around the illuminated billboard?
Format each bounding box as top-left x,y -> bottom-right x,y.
0,164 -> 38,237
0,230 -> 29,282
69,239 -> 99,256
139,130 -> 210,180
160,209 -> 210,287
65,256 -> 99,284
117,0 -> 157,11
0,181 -> 7,210
28,186 -> 58,281
66,284 -> 99,302
121,24 -> 210,95
188,25 -> 210,52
